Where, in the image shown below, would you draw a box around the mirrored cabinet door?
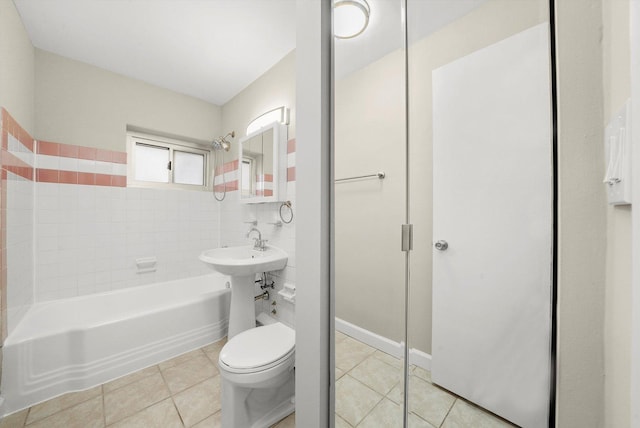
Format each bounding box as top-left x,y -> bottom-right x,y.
239,122 -> 287,204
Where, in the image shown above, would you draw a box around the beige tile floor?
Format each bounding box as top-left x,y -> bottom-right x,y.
0,332 -> 514,428
334,331 -> 518,428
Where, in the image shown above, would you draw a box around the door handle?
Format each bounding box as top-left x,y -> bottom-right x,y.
434,240 -> 448,251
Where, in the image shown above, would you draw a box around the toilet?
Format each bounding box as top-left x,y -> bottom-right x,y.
218,320 -> 295,428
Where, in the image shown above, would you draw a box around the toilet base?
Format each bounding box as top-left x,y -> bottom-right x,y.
220,368 -> 295,428
248,392 -> 295,428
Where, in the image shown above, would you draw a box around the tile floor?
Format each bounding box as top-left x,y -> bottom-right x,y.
334,331 -> 517,428
0,332 -> 514,428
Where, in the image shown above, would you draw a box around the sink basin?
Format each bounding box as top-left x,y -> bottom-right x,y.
199,245 -> 288,339
199,245 -> 288,276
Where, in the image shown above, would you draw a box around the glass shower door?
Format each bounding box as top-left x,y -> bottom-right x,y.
332,0 -> 554,426
333,0 -> 409,425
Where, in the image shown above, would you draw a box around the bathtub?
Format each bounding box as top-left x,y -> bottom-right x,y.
1,273 -> 231,416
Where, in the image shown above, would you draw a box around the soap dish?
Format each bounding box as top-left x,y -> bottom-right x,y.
278,283 -> 296,303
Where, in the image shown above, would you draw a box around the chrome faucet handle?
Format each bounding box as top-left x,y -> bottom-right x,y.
244,220 -> 258,226
253,239 -> 268,251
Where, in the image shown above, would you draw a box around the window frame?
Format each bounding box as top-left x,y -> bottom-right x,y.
127,132 -> 211,191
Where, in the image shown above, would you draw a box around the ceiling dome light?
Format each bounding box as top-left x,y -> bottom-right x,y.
334,0 -> 370,39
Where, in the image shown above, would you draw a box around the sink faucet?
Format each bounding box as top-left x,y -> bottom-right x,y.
247,227 -> 267,251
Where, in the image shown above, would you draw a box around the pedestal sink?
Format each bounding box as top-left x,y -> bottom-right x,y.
199,245 -> 287,338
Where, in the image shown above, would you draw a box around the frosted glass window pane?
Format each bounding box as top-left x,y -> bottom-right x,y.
174,150 -> 205,185
242,158 -> 253,196
135,143 -> 169,183
242,161 -> 251,190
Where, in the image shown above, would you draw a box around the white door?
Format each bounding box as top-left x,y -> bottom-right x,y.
431,24 -> 553,428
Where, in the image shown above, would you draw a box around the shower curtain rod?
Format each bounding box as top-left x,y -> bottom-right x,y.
335,171 -> 386,182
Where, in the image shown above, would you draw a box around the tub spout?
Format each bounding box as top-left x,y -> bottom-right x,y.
255,290 -> 269,301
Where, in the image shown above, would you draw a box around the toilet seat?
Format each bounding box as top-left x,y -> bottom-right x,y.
220,322 -> 295,374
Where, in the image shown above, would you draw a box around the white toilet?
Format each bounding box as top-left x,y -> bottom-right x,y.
218,320 -> 295,428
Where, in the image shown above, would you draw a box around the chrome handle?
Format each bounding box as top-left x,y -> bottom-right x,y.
434,240 -> 448,251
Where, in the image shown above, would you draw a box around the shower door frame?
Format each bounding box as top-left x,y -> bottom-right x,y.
630,1 -> 640,425
323,0 -> 559,426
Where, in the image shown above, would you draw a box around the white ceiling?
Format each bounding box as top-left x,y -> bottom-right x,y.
14,0 -> 486,106
14,0 -> 297,106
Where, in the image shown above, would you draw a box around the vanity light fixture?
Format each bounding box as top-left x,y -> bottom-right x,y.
246,106 -> 290,135
334,0 -> 370,39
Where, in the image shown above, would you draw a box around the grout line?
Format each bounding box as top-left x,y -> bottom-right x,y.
23,406 -> 32,427
102,365 -> 159,394
169,395 -> 186,428
438,398 -> 457,428
339,374 -> 385,427
169,374 -> 219,427
352,394 -> 385,428
100,385 -> 106,427
107,388 -> 170,426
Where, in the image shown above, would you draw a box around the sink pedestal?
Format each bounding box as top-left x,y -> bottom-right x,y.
198,245 -> 288,339
227,274 -> 258,339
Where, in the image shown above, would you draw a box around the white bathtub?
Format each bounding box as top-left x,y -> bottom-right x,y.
1,273 -> 231,416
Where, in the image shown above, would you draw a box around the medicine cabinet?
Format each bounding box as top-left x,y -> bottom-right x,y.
239,122 -> 287,204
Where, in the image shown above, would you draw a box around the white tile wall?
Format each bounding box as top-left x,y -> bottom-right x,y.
30,152 -> 297,327
34,184 -> 220,301
6,173 -> 35,335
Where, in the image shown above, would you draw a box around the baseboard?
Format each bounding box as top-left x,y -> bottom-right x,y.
335,317 -> 431,371
409,348 -> 432,371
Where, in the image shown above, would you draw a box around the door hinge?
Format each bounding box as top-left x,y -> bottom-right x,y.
401,224 -> 413,252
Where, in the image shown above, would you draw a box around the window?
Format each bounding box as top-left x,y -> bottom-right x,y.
241,157 -> 256,196
127,132 -> 210,190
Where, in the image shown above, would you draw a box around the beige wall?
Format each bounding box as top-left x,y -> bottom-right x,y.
335,49 -> 406,343
35,49 -> 222,151
222,51 -> 296,143
0,0 -> 35,134
556,0 -> 607,426
602,0 -> 632,426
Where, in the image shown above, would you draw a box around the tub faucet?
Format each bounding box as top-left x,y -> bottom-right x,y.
247,227 -> 267,251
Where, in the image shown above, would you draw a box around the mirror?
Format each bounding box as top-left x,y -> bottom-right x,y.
239,121 -> 287,203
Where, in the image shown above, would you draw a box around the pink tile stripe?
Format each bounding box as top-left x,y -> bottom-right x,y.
36,140 -> 127,187
2,150 -> 34,181
214,180 -> 239,192
214,160 -> 239,177
287,138 -> 296,154
36,169 -> 126,187
37,140 -> 127,164
1,108 -> 34,152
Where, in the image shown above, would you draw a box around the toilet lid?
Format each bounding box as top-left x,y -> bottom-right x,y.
220,322 -> 295,370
